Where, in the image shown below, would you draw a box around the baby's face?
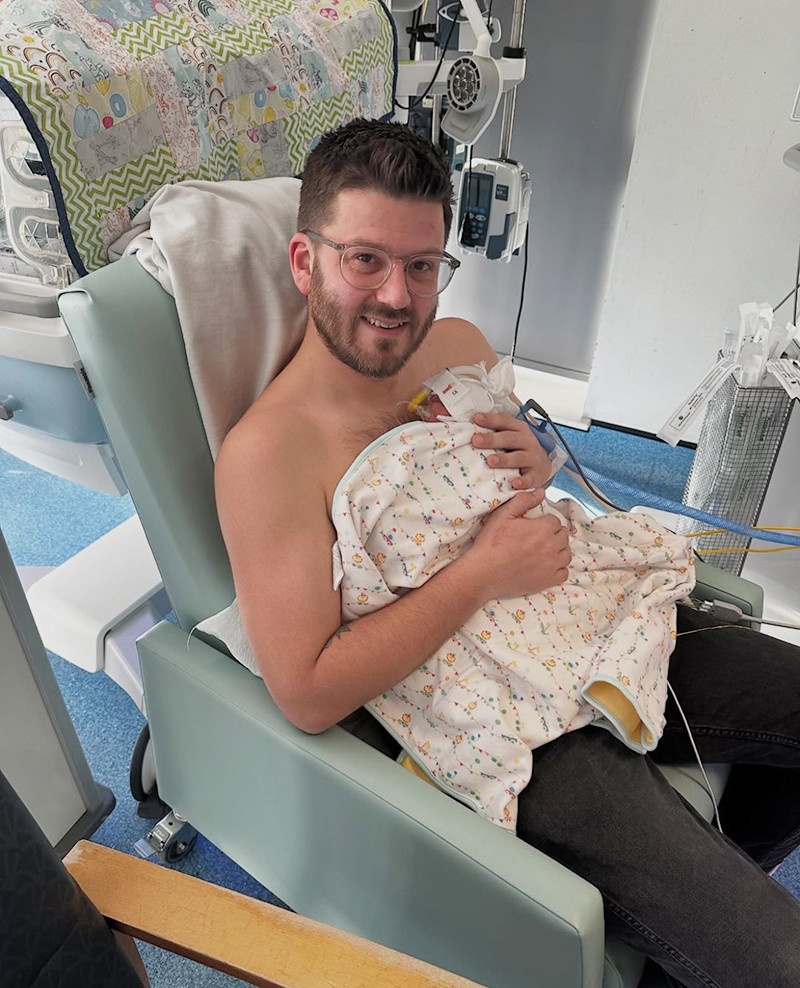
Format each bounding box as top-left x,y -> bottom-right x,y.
421,394 -> 449,420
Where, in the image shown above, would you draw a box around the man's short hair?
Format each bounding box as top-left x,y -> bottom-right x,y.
297,118 -> 454,242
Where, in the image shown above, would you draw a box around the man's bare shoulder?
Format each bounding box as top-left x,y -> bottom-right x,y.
216,385 -> 322,502
412,316 -> 498,379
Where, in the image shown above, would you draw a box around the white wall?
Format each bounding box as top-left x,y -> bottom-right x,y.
585,0 -> 800,437
437,0 -> 658,379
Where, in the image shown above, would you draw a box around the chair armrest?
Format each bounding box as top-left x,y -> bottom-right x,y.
138,621 -> 606,988
692,558 -> 763,623
64,842 -> 483,988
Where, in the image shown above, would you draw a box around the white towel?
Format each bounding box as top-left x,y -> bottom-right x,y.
110,177 -> 307,458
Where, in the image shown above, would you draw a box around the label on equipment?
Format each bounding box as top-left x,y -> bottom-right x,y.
766,358 -> 800,401
657,355 -> 739,446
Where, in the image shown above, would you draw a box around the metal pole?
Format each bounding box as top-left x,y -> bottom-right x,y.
431,20 -> 442,145
498,88 -> 517,160
432,94 -> 442,144
508,0 -> 527,48
498,0 -> 527,160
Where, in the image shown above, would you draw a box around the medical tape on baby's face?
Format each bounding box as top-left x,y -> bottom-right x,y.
422,369 -> 494,420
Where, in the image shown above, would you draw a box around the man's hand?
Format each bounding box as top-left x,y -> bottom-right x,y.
471,411 -> 553,489
466,489 -> 572,600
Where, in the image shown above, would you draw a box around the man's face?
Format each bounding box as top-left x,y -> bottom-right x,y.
307,189 -> 444,379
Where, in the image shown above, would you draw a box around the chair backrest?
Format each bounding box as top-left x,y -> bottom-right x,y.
59,257 -> 234,632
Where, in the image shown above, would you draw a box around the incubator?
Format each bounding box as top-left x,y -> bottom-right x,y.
0,95 -> 124,493
0,93 -> 166,712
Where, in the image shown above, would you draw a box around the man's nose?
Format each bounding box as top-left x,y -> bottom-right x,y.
375,261 -> 411,308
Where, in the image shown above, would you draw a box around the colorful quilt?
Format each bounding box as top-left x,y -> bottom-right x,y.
0,0 -> 397,274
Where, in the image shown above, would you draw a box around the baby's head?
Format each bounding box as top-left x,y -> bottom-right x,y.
407,359 -> 517,423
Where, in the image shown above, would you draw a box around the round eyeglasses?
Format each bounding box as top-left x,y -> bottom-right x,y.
302,230 -> 460,297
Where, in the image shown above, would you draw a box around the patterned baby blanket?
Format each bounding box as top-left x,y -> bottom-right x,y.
0,0 -> 396,274
332,419 -> 696,831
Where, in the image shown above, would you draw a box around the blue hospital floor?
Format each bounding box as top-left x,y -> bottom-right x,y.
1,427 -> 799,986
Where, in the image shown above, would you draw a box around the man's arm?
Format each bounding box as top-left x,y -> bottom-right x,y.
216,418 -> 570,734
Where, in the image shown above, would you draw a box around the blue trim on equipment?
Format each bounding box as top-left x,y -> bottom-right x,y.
0,76 -> 87,277
375,0 -> 400,120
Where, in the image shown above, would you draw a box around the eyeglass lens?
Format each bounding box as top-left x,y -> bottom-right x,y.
340,247 -> 453,296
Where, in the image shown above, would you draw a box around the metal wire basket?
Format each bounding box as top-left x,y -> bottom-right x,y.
677,373 -> 793,574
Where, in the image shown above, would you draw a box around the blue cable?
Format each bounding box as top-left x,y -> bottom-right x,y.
576,467 -> 800,547
516,408 -> 800,548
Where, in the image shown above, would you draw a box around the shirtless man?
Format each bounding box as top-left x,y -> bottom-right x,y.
216,119 -> 800,988
216,120 -> 571,735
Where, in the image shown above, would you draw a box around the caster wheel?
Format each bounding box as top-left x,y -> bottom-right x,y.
130,723 -> 168,819
134,811 -> 198,863
160,827 -> 198,863
130,723 -> 156,802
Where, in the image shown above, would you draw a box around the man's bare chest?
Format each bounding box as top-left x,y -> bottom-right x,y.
323,405 -> 418,510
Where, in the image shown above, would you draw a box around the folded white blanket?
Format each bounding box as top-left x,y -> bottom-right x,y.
110,178 -> 307,458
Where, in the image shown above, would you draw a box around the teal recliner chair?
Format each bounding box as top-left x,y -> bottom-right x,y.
58,255 -> 763,988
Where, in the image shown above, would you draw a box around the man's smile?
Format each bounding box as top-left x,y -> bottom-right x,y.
362,315 -> 408,332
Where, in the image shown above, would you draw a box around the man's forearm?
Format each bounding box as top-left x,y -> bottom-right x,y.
271,489 -> 567,733
285,553 -> 489,733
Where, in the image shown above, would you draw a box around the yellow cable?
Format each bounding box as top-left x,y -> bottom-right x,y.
685,525 -> 800,538
700,545 -> 800,555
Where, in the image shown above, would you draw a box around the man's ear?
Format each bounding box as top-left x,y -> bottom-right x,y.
289,233 -> 313,296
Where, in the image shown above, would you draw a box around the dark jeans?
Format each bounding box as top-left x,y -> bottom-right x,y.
515,606 -> 800,988
345,606 -> 800,987
343,607 -> 800,988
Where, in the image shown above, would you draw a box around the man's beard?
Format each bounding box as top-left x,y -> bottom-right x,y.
309,266 -> 437,379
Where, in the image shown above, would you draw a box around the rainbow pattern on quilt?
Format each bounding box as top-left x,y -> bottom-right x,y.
0,0 -> 396,272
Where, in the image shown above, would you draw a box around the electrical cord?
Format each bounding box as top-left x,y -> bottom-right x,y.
513,402 -> 800,625
517,396 -> 626,512
684,527 -> 800,557
582,472 -> 800,546
514,406 -> 727,830
698,545 -> 800,556
395,2 -> 460,112
687,526 -> 800,537
665,680 -> 723,833
409,3 -> 460,107
516,387 -> 800,834
668,595 -> 800,835
515,396 -> 800,550
510,226 -> 529,362
511,401 -> 800,833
